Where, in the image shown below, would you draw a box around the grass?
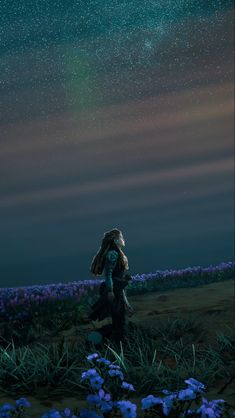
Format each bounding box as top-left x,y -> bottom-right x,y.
0,271 -> 234,416
0,314 -> 234,403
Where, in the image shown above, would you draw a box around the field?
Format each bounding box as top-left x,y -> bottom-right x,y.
0,277 -> 234,417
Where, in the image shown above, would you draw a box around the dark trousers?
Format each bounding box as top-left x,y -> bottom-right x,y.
89,281 -> 127,342
111,296 -> 126,342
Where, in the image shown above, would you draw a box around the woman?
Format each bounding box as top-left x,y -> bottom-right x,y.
87,228 -> 134,343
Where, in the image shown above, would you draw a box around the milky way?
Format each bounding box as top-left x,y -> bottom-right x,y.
0,1 -> 234,287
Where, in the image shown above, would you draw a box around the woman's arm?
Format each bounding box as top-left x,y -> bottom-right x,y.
104,250 -> 119,292
122,289 -> 131,308
123,289 -> 134,315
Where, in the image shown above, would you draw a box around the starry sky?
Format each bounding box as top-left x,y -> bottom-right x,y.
0,1 -> 234,288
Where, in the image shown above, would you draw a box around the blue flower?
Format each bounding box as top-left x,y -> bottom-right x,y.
87,390 -> 111,405
197,405 -> 219,417
86,394 -> 101,405
141,395 -> 163,410
98,400 -> 113,413
63,408 -> 72,417
89,375 -> 104,390
108,364 -> 121,370
108,369 -> 124,380
97,389 -> 113,413
41,410 -> 62,418
96,357 -> 111,366
81,368 -> 100,382
121,381 -> 135,391
116,400 -> 137,418
184,378 -> 205,393
212,400 -> 225,408
162,389 -> 172,395
98,389 -> 111,402
162,394 -> 177,416
178,388 -> 196,401
87,353 -> 99,362
87,390 -> 113,413
79,409 -> 102,418
182,409 -> 195,415
0,404 -> 15,413
15,397 -> 31,408
0,413 -> 11,418
197,397 -> 225,418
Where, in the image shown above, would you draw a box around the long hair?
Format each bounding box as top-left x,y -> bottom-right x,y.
90,228 -> 129,276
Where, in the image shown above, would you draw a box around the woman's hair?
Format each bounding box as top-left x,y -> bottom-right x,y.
90,228 -> 129,276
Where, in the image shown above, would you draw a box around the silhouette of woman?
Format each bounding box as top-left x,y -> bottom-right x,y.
88,228 -> 134,344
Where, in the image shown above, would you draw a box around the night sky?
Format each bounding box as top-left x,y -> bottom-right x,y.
0,1 -> 234,288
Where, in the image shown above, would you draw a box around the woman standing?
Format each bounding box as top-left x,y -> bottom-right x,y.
88,228 -> 134,343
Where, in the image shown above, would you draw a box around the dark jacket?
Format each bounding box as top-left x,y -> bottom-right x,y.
88,249 -> 131,322
104,249 -> 124,291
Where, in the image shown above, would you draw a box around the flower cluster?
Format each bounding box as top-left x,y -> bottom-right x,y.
1,354 -> 234,417
0,261 -> 234,321
80,353 -> 135,416
0,397 -> 31,418
78,354 -> 233,418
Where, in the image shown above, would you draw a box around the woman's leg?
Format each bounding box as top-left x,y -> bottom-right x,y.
111,298 -> 126,342
88,282 -> 112,321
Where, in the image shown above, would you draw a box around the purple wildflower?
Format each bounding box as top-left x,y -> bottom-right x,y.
178,388 -> 196,401
79,409 -> 102,418
141,395 -> 163,410
184,378 -> 205,393
15,397 -> 31,408
197,397 -> 225,418
108,364 -> 121,369
121,381 -> 136,391
89,375 -> 104,391
162,389 -> 172,395
116,400 -> 137,418
63,408 -> 72,417
86,394 -> 100,405
81,368 -> 100,382
108,369 -> 124,380
87,389 -> 113,413
98,389 -> 111,402
87,353 -> 99,362
41,410 -> 63,418
162,393 -> 177,416
96,358 -> 111,366
0,404 -> 15,413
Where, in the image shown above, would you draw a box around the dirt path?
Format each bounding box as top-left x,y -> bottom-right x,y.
83,278 -> 234,341
128,278 -> 234,334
